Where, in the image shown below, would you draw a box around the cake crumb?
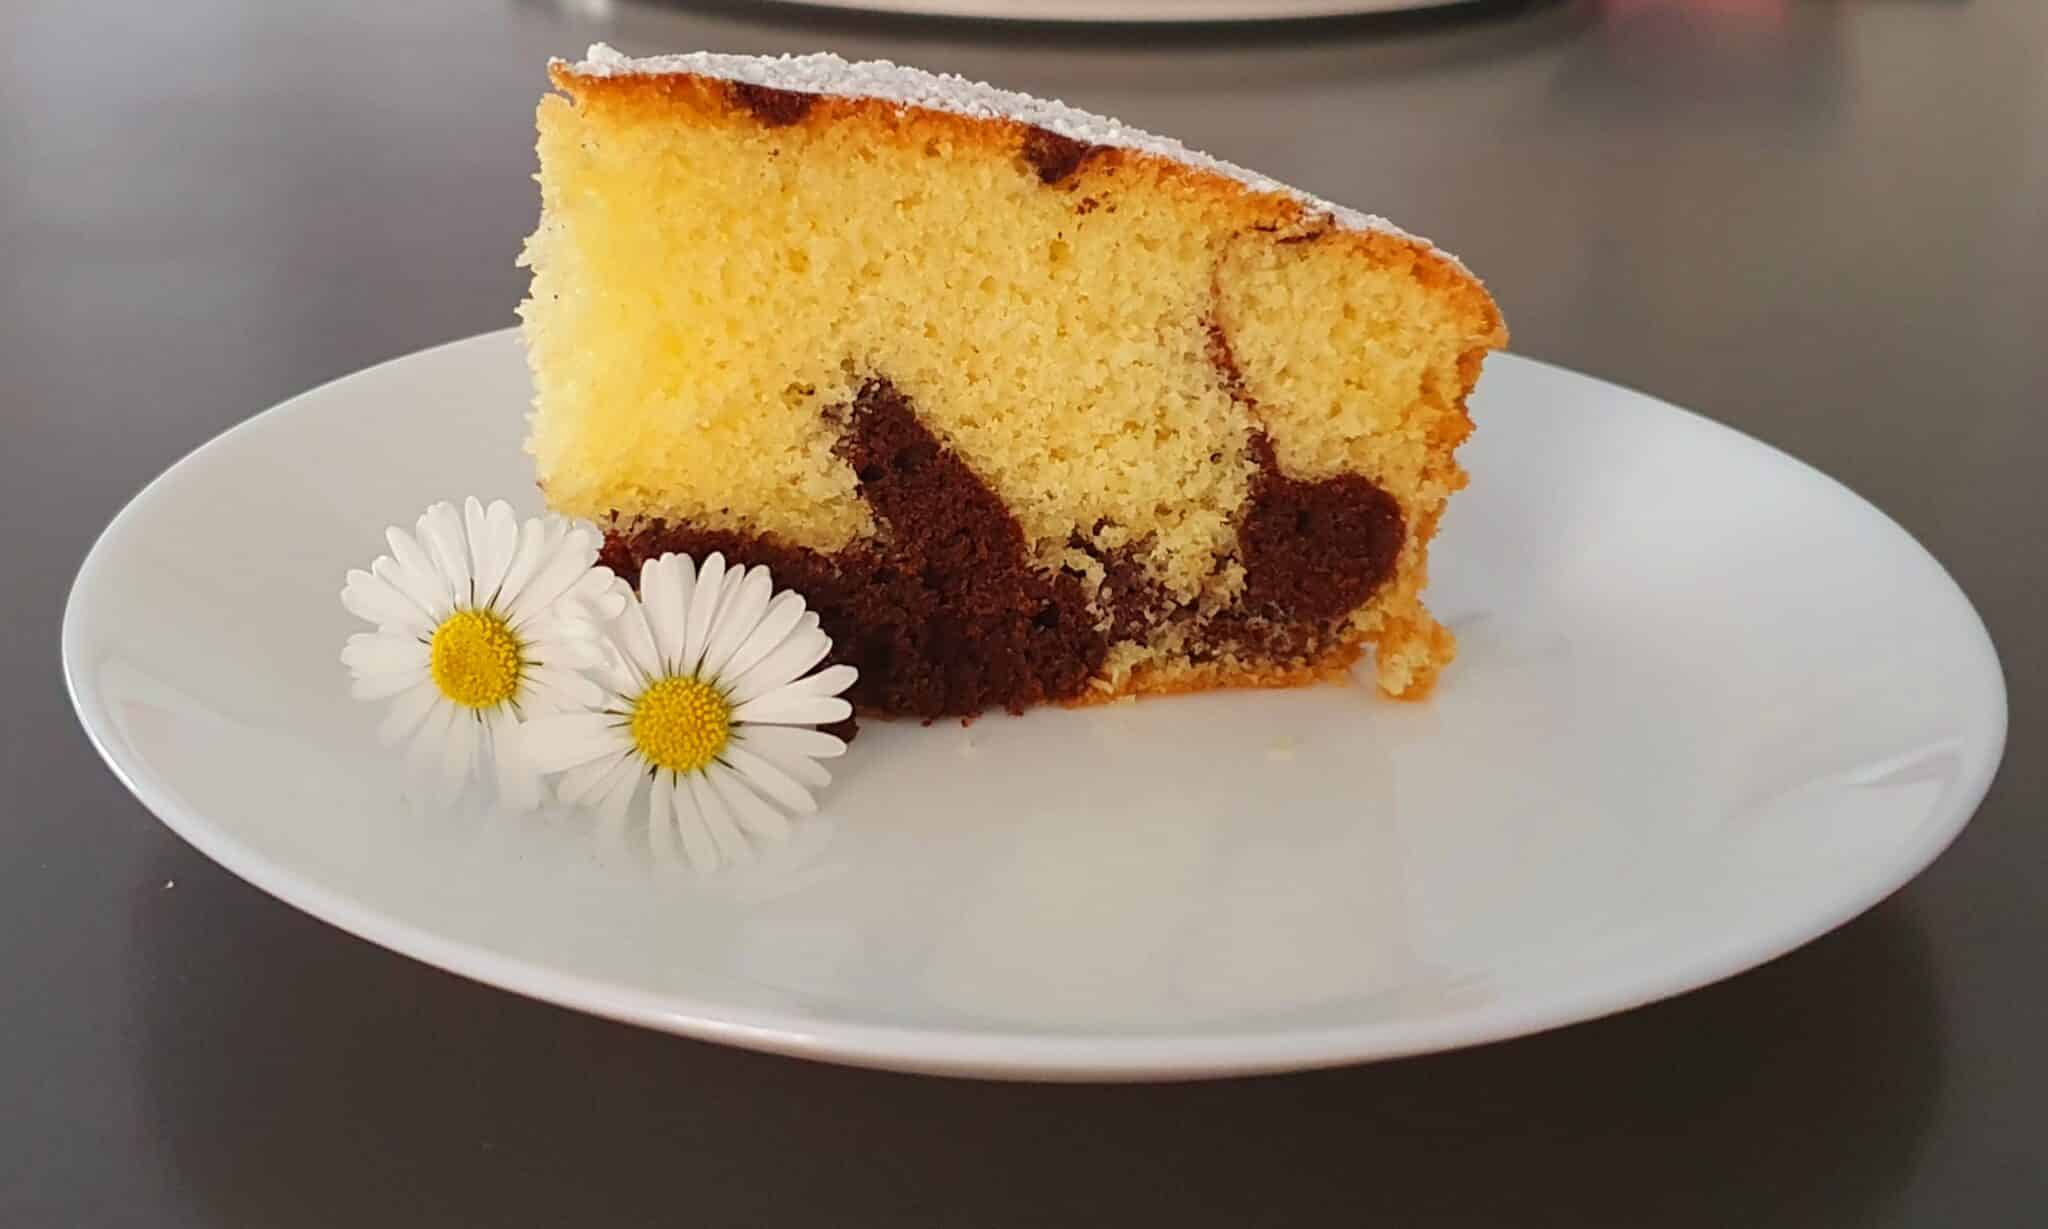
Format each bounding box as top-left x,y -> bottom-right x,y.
1266,737 -> 1296,762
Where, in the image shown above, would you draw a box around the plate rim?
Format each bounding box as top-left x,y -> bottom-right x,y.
62,330 -> 2009,1081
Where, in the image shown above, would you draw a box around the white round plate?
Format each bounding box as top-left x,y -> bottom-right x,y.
64,331 -> 2005,1081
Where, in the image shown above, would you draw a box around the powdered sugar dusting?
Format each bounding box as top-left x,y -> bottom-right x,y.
561,45 -> 1465,270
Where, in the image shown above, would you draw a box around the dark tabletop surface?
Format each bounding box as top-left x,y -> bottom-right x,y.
5,0 -> 2043,1224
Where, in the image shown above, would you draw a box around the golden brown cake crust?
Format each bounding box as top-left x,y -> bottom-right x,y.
1072,637 -> 1372,706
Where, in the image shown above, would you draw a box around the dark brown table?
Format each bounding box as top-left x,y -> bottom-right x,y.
6,1 -> 2042,1223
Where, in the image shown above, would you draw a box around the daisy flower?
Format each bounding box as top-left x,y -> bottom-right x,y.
341,498 -> 623,806
521,552 -> 856,872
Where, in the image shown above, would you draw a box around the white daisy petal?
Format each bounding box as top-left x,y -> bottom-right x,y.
648,772 -> 685,869
487,706 -> 541,811
524,663 -> 605,711
514,663 -> 573,702
642,554 -> 693,670
518,670 -> 605,717
523,608 -> 608,641
671,774 -> 720,872
781,663 -> 858,699
371,555 -> 446,627
729,690 -> 853,728
341,632 -> 427,676
507,525 -> 602,626
558,567 -> 626,622
521,712 -> 631,774
494,517 -> 550,612
707,762 -> 791,843
699,566 -> 774,682
407,698 -> 459,780
593,758 -> 642,830
725,626 -> 832,705
524,630 -> 605,671
462,497 -> 490,592
689,772 -> 752,865
384,526 -> 452,620
737,722 -> 847,762
716,591 -> 808,685
341,569 -> 433,634
377,680 -> 442,746
609,587 -> 663,684
732,725 -> 836,788
441,713 -> 480,793
720,743 -> 820,814
764,754 -> 828,789
556,747 -> 632,807
681,552 -> 728,674
418,502 -> 474,605
473,498 -> 520,605
513,689 -> 567,720
350,669 -> 425,702
571,569 -> 629,621
590,769 -> 637,861
710,562 -> 749,629
596,656 -> 641,702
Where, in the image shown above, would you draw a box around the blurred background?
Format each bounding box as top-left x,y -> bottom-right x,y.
4,2 -> 2043,1226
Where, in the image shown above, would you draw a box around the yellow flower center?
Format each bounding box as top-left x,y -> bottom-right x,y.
631,675 -> 732,775
428,609 -> 523,709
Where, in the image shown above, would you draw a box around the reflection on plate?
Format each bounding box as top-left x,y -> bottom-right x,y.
63,332 -> 2004,1080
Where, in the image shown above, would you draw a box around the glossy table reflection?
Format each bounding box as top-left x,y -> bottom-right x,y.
5,0 -> 2043,1224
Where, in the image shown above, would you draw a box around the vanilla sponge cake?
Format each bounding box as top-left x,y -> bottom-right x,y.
521,46 -> 1506,719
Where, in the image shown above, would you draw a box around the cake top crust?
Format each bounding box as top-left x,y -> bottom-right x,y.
558,44 -> 1470,275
